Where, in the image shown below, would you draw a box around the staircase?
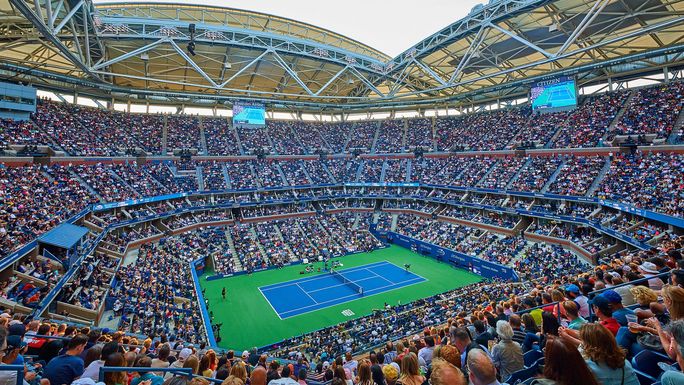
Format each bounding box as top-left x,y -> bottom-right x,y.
476,159 -> 499,186
343,121 -> 356,152
273,163 -> 289,186
224,229 -> 243,271
321,161 -> 337,183
142,169 -> 170,193
273,223 -> 297,262
379,160 -> 389,183
668,107 -> 684,144
406,159 -> 413,181
69,169 -> 102,201
401,119 -> 408,152
230,122 -> 245,155
249,227 -> 269,265
431,117 -> 438,151
161,115 -> 168,155
195,166 -> 205,191
263,126 -> 276,153
586,156 -> 612,196
370,121 -> 381,154
354,160 -> 365,182
199,119 -> 209,155
541,157 -> 568,193
602,91 -> 635,144
391,214 -> 398,232
506,157 -> 533,190
298,160 -> 314,183
108,169 -> 142,198
295,220 -> 319,251
221,163 -> 232,189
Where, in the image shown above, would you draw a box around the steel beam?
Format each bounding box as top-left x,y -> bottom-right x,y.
488,22 -> 552,57
270,50 -> 314,96
92,38 -> 167,70
556,0 -> 611,56
9,0 -> 99,80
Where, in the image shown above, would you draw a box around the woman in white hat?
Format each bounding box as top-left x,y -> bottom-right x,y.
637,262 -> 664,291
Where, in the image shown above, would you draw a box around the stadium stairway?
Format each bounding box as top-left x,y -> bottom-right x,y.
108,169 -> 142,198
199,119 -> 209,155
298,160 -> 314,183
405,158 -> 413,181
400,119 -> 408,152
379,160 -> 389,183
230,123 -> 246,156
143,168 -> 170,193
342,121 -> 356,152
221,163 -> 232,189
370,120 -> 381,154
272,223 -> 297,262
68,169 -> 103,202
668,106 -> 684,144
506,157 -> 533,189
476,159 -> 500,186
354,160 -> 365,182
161,115 -> 168,155
321,161 -> 337,183
195,166 -> 205,191
224,228 -> 243,271
602,90 -> 635,144
540,157 -> 568,193
250,226 -> 270,265
586,156 -> 612,196
264,126 -> 277,153
274,163 -> 288,186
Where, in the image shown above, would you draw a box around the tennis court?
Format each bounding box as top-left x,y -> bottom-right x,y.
259,261 -> 426,319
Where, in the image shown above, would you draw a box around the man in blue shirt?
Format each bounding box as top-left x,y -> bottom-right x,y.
602,289 -> 634,326
44,334 -> 88,385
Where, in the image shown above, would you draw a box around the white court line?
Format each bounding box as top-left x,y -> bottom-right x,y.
278,276 -> 426,318
259,260 -> 390,291
307,276 -> 378,294
363,268 -> 395,285
257,287 -> 283,320
297,282 -> 319,304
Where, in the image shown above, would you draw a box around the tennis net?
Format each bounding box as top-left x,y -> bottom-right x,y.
330,269 -> 364,295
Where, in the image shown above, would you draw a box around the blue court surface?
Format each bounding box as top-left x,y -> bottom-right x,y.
258,261 -> 427,319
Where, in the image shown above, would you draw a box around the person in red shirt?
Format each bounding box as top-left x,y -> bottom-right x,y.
591,295 -> 620,336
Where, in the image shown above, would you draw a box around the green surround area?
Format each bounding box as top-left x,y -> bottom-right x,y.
199,245 -> 482,350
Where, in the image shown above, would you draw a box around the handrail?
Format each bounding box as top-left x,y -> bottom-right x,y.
0,364 -> 24,385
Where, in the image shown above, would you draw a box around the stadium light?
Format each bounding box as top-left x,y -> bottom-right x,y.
187,41 -> 196,56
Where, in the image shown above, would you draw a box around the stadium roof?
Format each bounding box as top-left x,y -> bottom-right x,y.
1,0 -> 683,111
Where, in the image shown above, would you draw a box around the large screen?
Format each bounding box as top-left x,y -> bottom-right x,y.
530,76 -> 577,111
232,101 -> 265,127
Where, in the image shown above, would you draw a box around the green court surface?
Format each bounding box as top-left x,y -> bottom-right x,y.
199,245 -> 482,350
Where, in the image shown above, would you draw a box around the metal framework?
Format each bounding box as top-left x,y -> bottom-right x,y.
0,0 -> 683,110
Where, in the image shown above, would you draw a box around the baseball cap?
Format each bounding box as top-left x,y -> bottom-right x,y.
601,290 -> 623,304
178,348 -> 192,361
7,323 -> 25,337
242,350 -> 249,358
6,335 -> 27,350
565,284 -> 580,294
591,295 -> 611,314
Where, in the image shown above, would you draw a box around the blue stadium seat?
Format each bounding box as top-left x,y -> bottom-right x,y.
633,369 -> 657,385
506,364 -> 540,384
632,350 -> 674,379
523,349 -> 544,367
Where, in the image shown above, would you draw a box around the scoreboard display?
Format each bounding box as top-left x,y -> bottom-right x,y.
233,101 -> 266,128
530,76 -> 577,112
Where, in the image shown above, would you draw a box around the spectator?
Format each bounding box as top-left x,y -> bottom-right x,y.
382,363 -> 399,385
152,344 -> 171,374
491,321 -> 524,380
396,353 -> 424,385
356,362 -> 373,385
601,289 -> 635,327
563,301 -> 587,331
428,358 -> 465,385
578,323 -> 639,385
530,337 -> 599,385
250,367 -> 267,385
661,320 -> 684,385
103,352 -> 128,385
44,333 -> 88,385
417,335 -> 435,366
591,295 -> 620,336
268,365 -> 297,385
508,315 -> 526,345
230,361 -> 248,384
466,349 -> 500,385
130,356 -> 164,385
165,348 -> 193,379
82,341 -> 119,380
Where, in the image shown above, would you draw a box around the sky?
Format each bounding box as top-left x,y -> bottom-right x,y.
94,0 -> 486,57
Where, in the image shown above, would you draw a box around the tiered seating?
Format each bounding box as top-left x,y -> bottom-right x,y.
375,119 -> 404,153
203,118 -> 241,156
405,118 -> 433,149
611,81 -> 684,140
268,121 -> 306,155
547,156 -> 605,196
